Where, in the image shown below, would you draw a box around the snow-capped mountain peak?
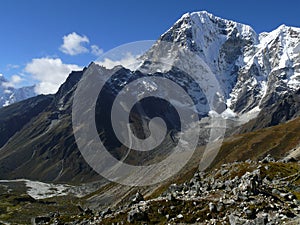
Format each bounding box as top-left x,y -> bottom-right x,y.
230,22 -> 300,113
141,11 -> 300,118
0,75 -> 36,107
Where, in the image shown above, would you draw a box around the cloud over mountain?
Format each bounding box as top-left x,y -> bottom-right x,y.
25,57 -> 82,94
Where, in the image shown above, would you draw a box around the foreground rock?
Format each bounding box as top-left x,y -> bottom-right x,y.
31,160 -> 300,224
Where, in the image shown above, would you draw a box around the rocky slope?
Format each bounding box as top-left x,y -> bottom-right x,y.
0,70 -> 104,183
0,94 -> 53,148
21,158 -> 298,225
96,159 -> 300,225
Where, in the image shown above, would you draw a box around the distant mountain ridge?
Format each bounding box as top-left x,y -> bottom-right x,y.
0,74 -> 36,107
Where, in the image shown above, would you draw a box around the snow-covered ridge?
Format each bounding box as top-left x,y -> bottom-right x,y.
163,11 -> 256,40
0,75 -> 36,107
144,11 -> 300,117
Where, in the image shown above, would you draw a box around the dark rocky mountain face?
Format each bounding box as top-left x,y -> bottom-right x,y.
0,70 -> 102,183
0,94 -> 53,148
234,89 -> 300,134
0,65 -> 202,182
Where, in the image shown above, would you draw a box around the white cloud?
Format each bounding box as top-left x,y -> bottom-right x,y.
2,75 -> 23,88
25,57 -> 82,94
96,52 -> 141,70
91,45 -> 104,56
11,75 -> 22,83
60,32 -> 103,57
60,32 -> 90,56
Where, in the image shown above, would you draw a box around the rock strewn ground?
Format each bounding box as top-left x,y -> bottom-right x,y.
37,156 -> 300,224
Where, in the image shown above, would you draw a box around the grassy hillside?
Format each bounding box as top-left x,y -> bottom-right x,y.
210,116 -> 300,169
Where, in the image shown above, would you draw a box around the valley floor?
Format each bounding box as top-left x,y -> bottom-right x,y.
0,158 -> 299,225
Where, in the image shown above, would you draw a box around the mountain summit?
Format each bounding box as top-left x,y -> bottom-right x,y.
144,11 -> 300,117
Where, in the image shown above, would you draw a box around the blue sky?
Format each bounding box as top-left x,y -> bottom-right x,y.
0,0 -> 299,93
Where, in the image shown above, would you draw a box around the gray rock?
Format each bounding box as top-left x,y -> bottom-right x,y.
245,209 -> 255,219
221,169 -> 229,176
169,183 -> 183,193
127,208 -> 148,223
177,214 -> 183,219
281,157 -> 297,163
279,193 -> 289,200
130,192 -> 145,206
271,189 -> 281,195
229,214 -> 265,225
261,154 -> 275,163
214,180 -> 225,189
217,202 -> 225,212
101,208 -> 112,217
84,208 -> 93,215
167,193 -> 176,201
287,193 -> 297,201
238,170 -> 260,195
191,183 -> 201,193
262,177 -> 271,185
32,216 -> 51,225
209,202 -> 216,212
245,159 -> 253,164
228,214 -> 244,225
133,192 -> 144,202
254,217 -> 266,225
